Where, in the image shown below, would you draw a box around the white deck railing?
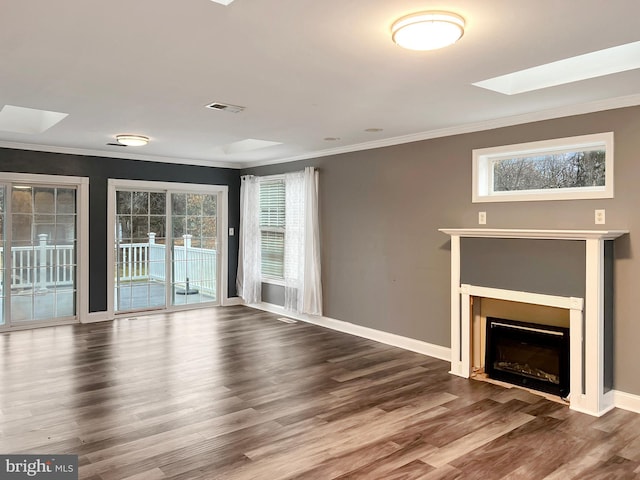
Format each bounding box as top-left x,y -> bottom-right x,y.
4,234 -> 217,295
3,244 -> 75,290
119,242 -> 150,281
118,234 -> 217,295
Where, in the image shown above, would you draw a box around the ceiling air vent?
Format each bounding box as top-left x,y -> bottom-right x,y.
205,102 -> 245,113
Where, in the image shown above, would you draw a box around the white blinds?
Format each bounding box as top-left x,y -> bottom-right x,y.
259,179 -> 285,278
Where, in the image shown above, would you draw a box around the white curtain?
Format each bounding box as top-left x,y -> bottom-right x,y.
284,167 -> 323,315
236,175 -> 262,304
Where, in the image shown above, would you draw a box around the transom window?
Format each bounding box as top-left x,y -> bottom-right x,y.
473,132 -> 614,202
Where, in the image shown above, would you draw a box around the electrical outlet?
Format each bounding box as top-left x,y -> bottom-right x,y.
478,211 -> 487,225
595,209 -> 605,225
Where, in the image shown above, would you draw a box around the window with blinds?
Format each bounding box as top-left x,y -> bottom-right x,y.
259,179 -> 285,279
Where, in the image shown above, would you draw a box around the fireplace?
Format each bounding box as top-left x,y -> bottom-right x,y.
439,228 -> 627,416
485,317 -> 570,398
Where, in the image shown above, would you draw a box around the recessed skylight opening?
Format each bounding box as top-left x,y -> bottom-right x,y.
210,0 -> 234,4
217,138 -> 282,155
473,41 -> 640,95
0,105 -> 68,134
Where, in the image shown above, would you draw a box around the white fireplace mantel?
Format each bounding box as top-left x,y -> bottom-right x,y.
438,228 -> 628,241
440,228 -> 628,417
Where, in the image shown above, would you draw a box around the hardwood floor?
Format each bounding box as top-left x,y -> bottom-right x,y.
1,305 -> 640,479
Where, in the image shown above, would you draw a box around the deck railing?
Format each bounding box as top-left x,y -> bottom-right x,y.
3,234 -> 75,290
3,233 -> 217,296
118,233 -> 217,295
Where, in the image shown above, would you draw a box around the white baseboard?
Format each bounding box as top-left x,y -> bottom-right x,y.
222,297 -> 244,306
249,302 -> 451,362
613,390 -> 640,414
83,311 -> 113,324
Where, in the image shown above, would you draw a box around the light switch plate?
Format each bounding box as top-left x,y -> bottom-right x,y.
229,227 -> 235,236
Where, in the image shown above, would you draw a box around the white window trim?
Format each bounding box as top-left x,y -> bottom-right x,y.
106,179 -> 229,318
0,172 -> 89,325
472,132 -> 614,203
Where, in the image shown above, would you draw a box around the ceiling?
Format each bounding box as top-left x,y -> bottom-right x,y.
2,0 -> 640,169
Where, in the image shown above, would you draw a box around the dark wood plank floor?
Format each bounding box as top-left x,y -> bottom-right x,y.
2,306 -> 640,479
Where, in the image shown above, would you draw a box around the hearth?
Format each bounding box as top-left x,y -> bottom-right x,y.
485,317 -> 570,398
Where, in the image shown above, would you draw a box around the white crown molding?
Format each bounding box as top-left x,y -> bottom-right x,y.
241,93 -> 640,169
0,140 -> 241,169
3,93 -> 640,170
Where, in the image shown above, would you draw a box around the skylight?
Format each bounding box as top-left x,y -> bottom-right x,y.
473,41 -> 640,95
0,105 -> 68,134
217,139 -> 282,155
210,0 -> 235,5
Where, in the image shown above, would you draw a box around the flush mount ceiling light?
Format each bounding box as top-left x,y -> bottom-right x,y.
391,11 -> 465,51
115,134 -> 149,147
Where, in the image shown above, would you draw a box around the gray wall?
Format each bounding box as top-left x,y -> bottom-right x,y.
460,238 -> 586,297
0,148 -> 241,311
243,104 -> 640,397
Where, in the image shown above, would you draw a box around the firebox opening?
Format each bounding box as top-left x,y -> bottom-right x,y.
485,317 -> 570,398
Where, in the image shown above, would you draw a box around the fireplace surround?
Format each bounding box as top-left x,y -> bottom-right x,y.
439,228 -> 627,417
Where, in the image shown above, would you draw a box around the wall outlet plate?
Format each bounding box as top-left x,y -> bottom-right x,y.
595,209 -> 605,225
479,211 -> 487,225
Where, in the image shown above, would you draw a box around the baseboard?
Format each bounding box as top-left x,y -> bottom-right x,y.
613,390 -> 640,414
83,311 -> 113,324
222,297 -> 244,306
249,302 -> 451,362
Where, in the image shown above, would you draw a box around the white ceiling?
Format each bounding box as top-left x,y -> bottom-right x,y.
1,0 -> 640,169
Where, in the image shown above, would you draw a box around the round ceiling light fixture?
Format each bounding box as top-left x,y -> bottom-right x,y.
115,134 -> 149,147
391,11 -> 465,51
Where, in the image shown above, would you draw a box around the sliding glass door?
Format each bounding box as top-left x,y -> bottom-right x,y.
0,188 -> 4,326
112,182 -> 224,315
10,185 -> 77,323
0,175 -> 85,330
170,193 -> 218,306
115,189 -> 167,312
